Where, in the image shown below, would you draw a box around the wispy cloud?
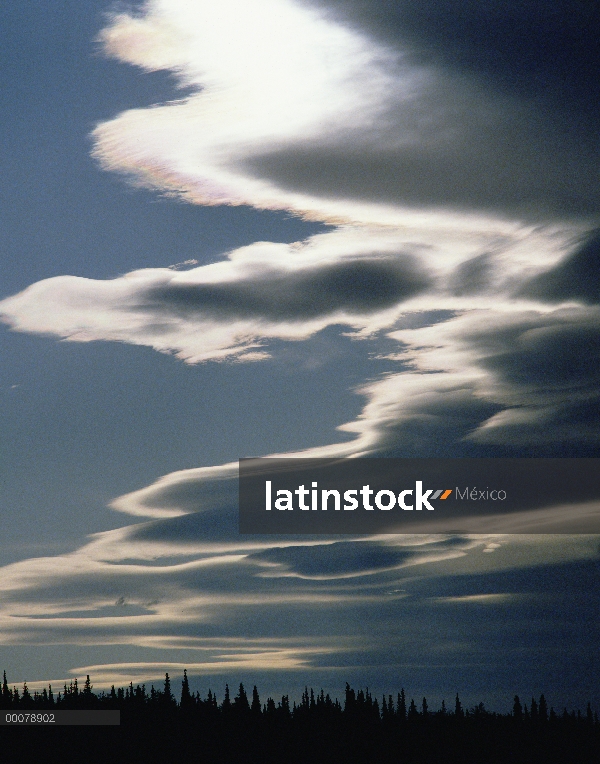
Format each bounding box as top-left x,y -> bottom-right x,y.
0,0 -> 598,695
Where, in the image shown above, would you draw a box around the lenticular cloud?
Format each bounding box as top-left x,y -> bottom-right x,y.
0,0 -> 599,686
1,0 -> 598,456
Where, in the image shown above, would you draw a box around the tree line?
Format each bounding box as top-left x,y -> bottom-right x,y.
1,668 -> 597,725
1,670 -> 598,763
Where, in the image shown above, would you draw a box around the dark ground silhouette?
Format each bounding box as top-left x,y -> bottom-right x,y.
1,670 -> 598,762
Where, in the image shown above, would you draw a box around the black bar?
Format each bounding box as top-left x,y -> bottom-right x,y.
0,711 -> 120,725
239,457 -> 600,534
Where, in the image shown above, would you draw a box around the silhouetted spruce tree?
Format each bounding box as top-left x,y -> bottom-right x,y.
81,675 -> 95,709
21,682 -> 33,709
180,669 -> 193,709
408,698 -> 418,720
513,695 -> 523,720
279,694 -> 291,718
344,683 -> 356,713
234,682 -> 250,714
531,696 -> 539,722
422,697 -> 428,717
454,693 -> 464,718
161,673 -> 175,707
397,688 -> 407,721
539,694 -> 548,721
2,671 -> 10,708
251,685 -> 261,717
222,683 -> 232,715
381,695 -> 389,721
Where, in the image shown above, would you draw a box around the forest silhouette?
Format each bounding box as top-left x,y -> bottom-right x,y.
1,670 -> 598,762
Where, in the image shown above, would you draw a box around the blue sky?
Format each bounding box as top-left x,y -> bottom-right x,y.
0,0 -> 599,712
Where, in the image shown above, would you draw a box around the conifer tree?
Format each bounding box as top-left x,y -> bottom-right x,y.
539,694 -> 548,721
530,696 -> 538,721
397,688 -> 406,721
222,683 -> 231,714
234,682 -> 250,713
344,683 -> 356,712
513,695 -> 523,720
180,669 -> 193,708
2,671 -> 10,708
251,685 -> 261,716
21,681 -> 33,709
454,693 -> 464,718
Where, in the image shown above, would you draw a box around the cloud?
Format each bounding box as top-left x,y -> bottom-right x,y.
518,230 -> 600,305
144,255 -> 431,321
1,0 -> 599,697
303,0 -> 600,110
92,0 -> 600,224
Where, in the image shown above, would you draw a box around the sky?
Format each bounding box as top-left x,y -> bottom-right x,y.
0,0 -> 599,712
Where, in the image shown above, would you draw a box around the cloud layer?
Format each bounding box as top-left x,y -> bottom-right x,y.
0,0 -> 599,696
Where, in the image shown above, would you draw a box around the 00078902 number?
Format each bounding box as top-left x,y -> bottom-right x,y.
5,713 -> 55,723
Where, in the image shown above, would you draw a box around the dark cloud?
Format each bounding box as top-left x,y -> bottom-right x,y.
244,119 -> 599,220
142,256 -> 432,322
305,0 -> 600,113
518,230 -> 600,304
249,541 -> 409,577
475,319 -> 600,388
372,387 -> 504,458
239,1 -> 600,221
449,253 -> 495,296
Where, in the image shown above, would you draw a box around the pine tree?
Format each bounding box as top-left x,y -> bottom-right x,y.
251,685 -> 261,716
530,697 -> 538,721
222,683 -> 231,714
234,682 -> 250,713
422,697 -> 428,717
161,673 -> 174,706
180,669 -> 193,708
397,688 -> 406,721
344,683 -> 356,712
539,694 -> 548,721
2,672 -> 10,708
454,693 -> 464,718
21,682 -> 33,709
513,695 -> 523,720
381,695 -> 389,720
